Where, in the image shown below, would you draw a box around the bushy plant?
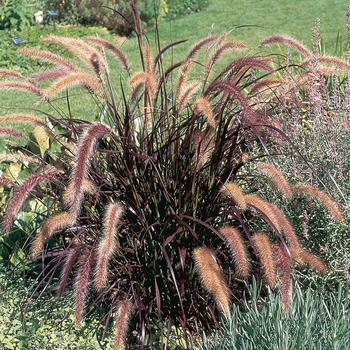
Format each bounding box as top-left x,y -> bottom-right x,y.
201,280 -> 350,350
44,0 -> 164,35
0,4 -> 347,348
0,0 -> 38,30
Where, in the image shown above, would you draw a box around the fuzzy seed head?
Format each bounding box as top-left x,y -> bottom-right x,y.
221,182 -> 247,210
220,226 -> 250,278
193,247 -> 231,318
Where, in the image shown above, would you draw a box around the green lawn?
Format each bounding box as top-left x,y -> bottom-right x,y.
0,0 -> 349,121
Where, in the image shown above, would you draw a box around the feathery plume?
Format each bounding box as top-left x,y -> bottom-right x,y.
63,179 -> 98,206
178,82 -> 200,112
144,44 -> 154,74
129,71 -> 155,98
113,299 -> 133,350
245,194 -> 281,232
221,182 -> 247,210
0,81 -> 44,97
186,35 -> 219,61
31,67 -> 70,82
193,247 -> 231,317
211,40 -> 246,65
19,47 -> 79,71
252,232 -> 277,288
205,81 -> 254,119
175,59 -> 193,103
192,131 -> 214,170
3,166 -> 61,234
0,177 -> 14,187
57,245 -> 81,297
46,72 -> 103,97
129,71 -> 148,88
256,163 -> 292,199
94,202 -> 123,291
31,212 -> 73,258
0,128 -> 22,138
294,184 -> 344,223
194,96 -> 216,128
0,113 -> 44,127
298,249 -> 328,275
250,78 -> 286,95
302,55 -> 350,71
0,153 -> 40,165
43,35 -> 106,72
220,226 -> 250,278
68,122 -> 111,219
84,36 -> 130,72
273,244 -> 292,312
260,35 -> 312,57
219,56 -> 273,80
0,69 -> 23,80
74,249 -> 94,328
268,203 -> 301,259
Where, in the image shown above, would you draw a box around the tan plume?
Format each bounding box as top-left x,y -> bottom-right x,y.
46,72 -> 103,97
221,182 -> 247,210
256,163 -> 292,199
194,96 -> 216,128
294,184 -> 344,223
94,202 -> 123,291
193,247 -> 231,317
252,232 -> 277,288
113,299 -> 133,350
220,226 -> 250,278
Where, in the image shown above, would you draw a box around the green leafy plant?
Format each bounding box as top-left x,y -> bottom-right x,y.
0,4 -> 347,348
0,0 -> 37,30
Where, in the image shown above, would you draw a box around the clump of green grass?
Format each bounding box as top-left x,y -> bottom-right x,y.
201,280 -> 350,350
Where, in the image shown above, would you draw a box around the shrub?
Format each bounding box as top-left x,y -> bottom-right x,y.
0,0 -> 38,30
0,5 -> 346,348
44,0 -> 164,35
201,280 -> 350,350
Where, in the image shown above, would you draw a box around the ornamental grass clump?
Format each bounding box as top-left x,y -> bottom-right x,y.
0,4 -> 346,347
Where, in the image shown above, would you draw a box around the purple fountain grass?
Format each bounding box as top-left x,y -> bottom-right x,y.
193,247 -> 231,318
268,203 -> 301,259
74,248 -> 95,328
0,81 -> 45,98
3,166 -> 62,234
194,96 -> 216,128
178,82 -> 200,112
221,182 -> 247,210
273,243 -> 292,311
256,163 -> 293,199
31,212 -> 73,258
220,226 -> 251,278
244,194 -> 281,233
0,69 -> 23,80
43,35 -> 107,73
46,72 -> 104,97
94,202 -> 123,291
260,34 -> 312,57
0,128 -> 22,138
293,184 -> 344,223
68,122 -> 111,219
0,177 -> 14,187
84,36 -> 131,72
31,67 -> 70,82
0,113 -> 44,127
252,232 -> 277,288
113,299 -> 133,350
57,245 -> 81,297
19,47 -> 79,71
298,249 -> 329,275
63,179 -> 98,206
